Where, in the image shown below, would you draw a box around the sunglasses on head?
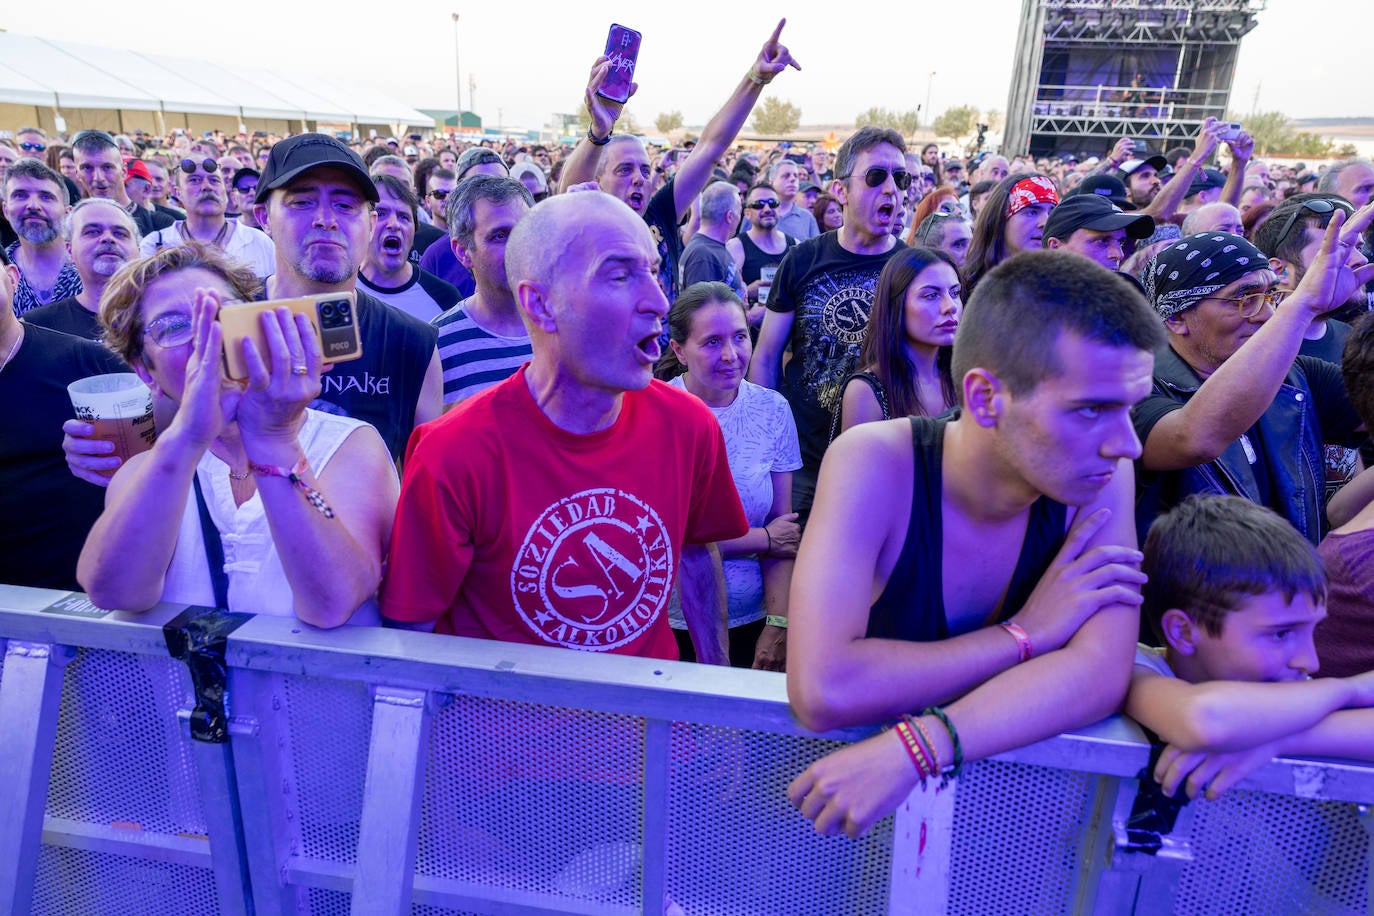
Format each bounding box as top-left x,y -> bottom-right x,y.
746,198 -> 780,210
19,141 -> 46,153
179,158 -> 218,175
1273,197 -> 1354,249
842,167 -> 912,191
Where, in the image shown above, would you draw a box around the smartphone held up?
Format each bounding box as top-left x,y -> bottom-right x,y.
218,292 -> 363,380
597,24 -> 642,105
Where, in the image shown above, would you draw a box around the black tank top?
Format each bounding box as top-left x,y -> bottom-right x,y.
866,415 -> 1068,642
739,231 -> 797,286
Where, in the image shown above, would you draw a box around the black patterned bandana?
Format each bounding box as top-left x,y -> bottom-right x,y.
1143,232 -> 1267,320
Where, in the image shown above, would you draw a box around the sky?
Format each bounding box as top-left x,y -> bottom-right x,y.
0,0 -> 1363,132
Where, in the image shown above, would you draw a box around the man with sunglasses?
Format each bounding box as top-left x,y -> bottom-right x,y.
424,168 -> 457,231
727,182 -> 797,323
749,126 -> 909,521
140,156 -> 275,280
1134,217 -> 1374,544
70,130 -> 174,237
230,167 -> 263,231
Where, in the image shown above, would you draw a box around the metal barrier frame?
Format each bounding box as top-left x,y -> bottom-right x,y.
5,583 -> 1374,915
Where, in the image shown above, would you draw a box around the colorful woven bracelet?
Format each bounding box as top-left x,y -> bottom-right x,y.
249,455 -> 335,519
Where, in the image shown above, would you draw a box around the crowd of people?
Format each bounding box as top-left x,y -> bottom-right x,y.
4,16 -> 1374,845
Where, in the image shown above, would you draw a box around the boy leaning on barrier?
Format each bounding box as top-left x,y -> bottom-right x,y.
1125,495 -> 1374,802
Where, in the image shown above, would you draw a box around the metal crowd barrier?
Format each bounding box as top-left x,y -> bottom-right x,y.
3,583 -> 1373,915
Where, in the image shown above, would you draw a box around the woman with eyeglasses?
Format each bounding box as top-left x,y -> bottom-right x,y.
837,247 -> 961,435
963,172 -> 1060,293
659,281 -> 802,670
77,244 -> 398,627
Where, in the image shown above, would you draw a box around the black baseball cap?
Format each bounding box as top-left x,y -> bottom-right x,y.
1118,155 -> 1169,176
1044,195 -> 1155,244
1185,167 -> 1227,198
1074,174 -> 1132,209
254,133 -> 377,205
230,166 -> 260,191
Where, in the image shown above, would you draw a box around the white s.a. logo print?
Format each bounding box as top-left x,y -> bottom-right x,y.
511,488 -> 673,651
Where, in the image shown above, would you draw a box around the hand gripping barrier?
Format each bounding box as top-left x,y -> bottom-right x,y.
3,582 -> 1374,915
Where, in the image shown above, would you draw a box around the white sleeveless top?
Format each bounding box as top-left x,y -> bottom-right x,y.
161,409 -> 389,624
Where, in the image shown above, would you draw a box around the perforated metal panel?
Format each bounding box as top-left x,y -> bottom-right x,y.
30,844 -> 220,916
283,673 -> 375,865
303,889 -> 482,916
665,722 -> 893,916
948,759 -> 1099,916
417,695 -> 646,910
46,647 -> 204,836
1172,790 -> 1370,916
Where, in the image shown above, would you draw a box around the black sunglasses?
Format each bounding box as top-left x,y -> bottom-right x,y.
430,188 -> 451,200
746,198 -> 780,210
1273,198 -> 1354,249
840,167 -> 912,191
179,157 -> 218,175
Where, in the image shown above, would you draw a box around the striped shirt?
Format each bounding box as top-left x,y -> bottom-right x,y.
432,298 -> 533,405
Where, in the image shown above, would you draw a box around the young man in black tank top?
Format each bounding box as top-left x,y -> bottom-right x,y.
786,251 -> 1165,838
727,182 -> 797,325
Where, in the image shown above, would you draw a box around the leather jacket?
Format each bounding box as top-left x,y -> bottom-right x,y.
1134,346 -> 1358,545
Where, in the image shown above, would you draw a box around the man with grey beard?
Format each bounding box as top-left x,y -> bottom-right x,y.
2,158 -> 80,315
23,198 -> 141,342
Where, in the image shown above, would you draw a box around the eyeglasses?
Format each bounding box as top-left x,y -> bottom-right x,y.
1271,198 -> 1354,250
430,188 -> 451,200
839,167 -> 912,191
1201,288 -> 1290,319
141,311 -> 193,349
179,158 -> 218,175
19,142 -> 46,153
746,198 -> 780,210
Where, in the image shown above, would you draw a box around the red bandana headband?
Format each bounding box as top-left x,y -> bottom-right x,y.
1005,176 -> 1060,217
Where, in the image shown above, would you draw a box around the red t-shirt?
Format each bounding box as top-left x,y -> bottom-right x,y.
381,368 -> 749,659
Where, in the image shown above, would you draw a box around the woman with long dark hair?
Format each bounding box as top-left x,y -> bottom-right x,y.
962,172 -> 1059,292
838,247 -> 961,433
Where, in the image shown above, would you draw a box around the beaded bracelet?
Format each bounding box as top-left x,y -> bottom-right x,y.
587,128 -> 612,146
906,714 -> 941,775
249,455 -> 335,519
893,719 -> 932,782
922,706 -> 963,787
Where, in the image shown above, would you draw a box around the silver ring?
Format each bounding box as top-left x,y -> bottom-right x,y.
291,365 -> 308,376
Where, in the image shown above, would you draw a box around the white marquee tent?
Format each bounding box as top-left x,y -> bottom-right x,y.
0,32 -> 431,138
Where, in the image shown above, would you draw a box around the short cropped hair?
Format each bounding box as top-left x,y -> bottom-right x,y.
697,181 -> 739,225
833,127 -> 907,186
1141,495 -> 1327,641
62,197 -> 139,243
71,129 -> 119,157
951,249 -> 1164,402
593,135 -> 646,178
1251,192 -> 1348,267
4,157 -> 69,206
100,242 -> 261,365
1317,158 -> 1373,196
372,173 -> 419,221
447,173 -> 534,248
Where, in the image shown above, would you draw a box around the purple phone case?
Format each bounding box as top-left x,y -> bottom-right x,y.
599,24 -> 641,104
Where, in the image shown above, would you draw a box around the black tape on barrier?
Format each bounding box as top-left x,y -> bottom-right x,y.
163,606 -> 253,744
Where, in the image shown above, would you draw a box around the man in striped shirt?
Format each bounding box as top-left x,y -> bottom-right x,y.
431,175 -> 536,407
